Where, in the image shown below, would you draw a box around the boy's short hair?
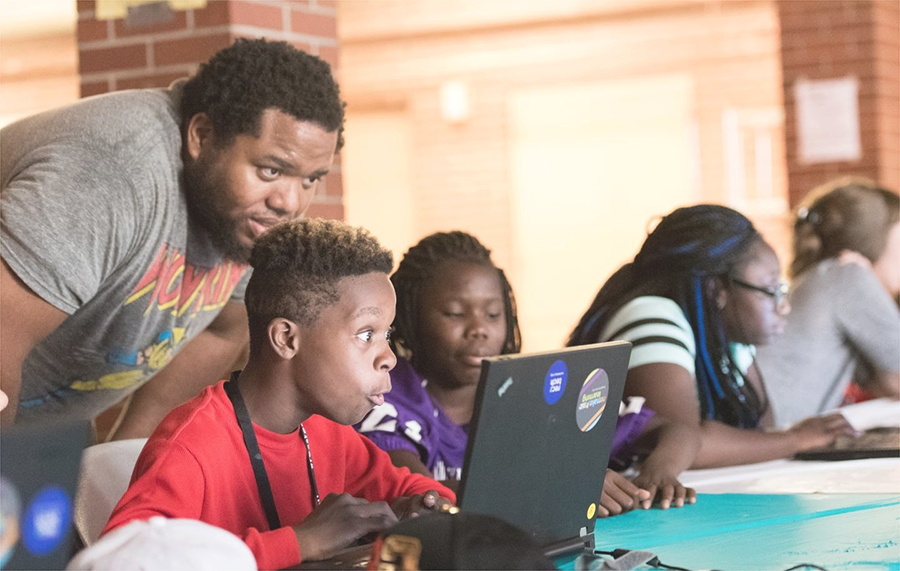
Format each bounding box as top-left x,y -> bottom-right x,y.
181,38 -> 346,149
245,218 -> 393,350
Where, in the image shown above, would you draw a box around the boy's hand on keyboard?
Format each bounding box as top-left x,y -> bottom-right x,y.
597,470 -> 651,517
294,493 -> 398,561
391,490 -> 455,520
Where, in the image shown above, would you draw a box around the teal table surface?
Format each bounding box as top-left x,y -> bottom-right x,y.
556,493 -> 900,571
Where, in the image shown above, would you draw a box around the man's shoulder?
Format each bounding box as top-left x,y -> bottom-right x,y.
3,87 -> 182,170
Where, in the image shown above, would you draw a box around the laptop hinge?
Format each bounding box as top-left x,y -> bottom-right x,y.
580,526 -> 595,553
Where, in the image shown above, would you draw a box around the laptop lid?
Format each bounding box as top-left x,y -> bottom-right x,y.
1,419 -> 91,570
794,426 -> 900,461
457,341 -> 631,549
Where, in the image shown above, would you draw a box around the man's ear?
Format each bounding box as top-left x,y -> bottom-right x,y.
706,276 -> 728,310
267,318 -> 301,360
185,112 -> 215,161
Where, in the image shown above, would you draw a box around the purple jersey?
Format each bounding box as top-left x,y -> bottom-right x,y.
356,358 -> 468,480
356,358 -> 655,478
609,397 -> 655,471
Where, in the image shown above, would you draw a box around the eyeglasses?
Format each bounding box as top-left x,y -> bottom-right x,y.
730,277 -> 790,307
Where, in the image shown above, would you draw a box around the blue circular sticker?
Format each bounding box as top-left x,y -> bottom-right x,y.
543,360 -> 568,405
22,487 -> 71,557
1,476 -> 22,568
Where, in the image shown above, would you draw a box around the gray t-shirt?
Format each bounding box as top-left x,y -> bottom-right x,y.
1,85 -> 250,422
756,259 -> 900,427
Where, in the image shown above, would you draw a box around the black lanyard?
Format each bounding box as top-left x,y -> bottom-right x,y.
224,372 -> 320,531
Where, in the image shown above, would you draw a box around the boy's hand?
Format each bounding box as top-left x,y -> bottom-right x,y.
597,470 -> 651,518
632,470 -> 696,510
391,490 -> 454,520
293,493 -> 398,561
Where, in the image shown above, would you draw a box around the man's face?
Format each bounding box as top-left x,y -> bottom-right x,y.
293,272 -> 398,426
184,109 -> 339,263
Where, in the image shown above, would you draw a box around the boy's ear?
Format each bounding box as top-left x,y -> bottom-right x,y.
266,318 -> 301,360
185,112 -> 215,161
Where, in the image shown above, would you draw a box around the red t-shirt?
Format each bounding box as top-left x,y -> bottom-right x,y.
104,381 -> 455,570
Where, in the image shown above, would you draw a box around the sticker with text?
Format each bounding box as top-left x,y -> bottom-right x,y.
543,360 -> 568,405
576,368 -> 609,432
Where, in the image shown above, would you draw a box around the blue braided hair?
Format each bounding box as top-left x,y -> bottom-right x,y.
567,204 -> 764,428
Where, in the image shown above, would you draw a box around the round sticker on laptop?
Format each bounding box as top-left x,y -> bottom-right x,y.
543,360 -> 568,405
576,368 -> 609,432
21,486 -> 71,556
0,476 -> 21,567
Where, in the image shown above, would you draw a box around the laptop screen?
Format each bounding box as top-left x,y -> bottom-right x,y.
457,341 -> 631,547
1,419 -> 90,570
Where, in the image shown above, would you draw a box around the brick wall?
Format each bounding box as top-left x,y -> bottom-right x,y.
778,0 -> 900,205
872,0 -> 899,194
75,0 -> 343,219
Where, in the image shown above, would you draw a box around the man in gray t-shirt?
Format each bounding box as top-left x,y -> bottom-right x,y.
0,39 -> 345,438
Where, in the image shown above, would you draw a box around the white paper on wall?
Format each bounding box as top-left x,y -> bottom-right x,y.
794,76 -> 862,164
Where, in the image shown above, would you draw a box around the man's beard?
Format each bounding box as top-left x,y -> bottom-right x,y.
183,156 -> 252,265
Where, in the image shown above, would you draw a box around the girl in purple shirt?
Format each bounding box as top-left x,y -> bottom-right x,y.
357,231 -> 698,514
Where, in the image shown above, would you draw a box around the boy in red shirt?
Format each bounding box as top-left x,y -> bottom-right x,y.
104,219 -> 454,570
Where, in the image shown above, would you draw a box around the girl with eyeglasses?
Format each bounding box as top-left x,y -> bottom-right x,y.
756,179 -> 900,427
567,204 -> 856,468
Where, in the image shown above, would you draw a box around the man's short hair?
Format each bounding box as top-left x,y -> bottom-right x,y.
245,219 -> 394,350
181,38 -> 345,148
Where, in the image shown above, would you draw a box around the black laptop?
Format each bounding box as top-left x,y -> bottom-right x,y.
0,419 -> 91,570
298,341 -> 631,569
795,426 -> 900,461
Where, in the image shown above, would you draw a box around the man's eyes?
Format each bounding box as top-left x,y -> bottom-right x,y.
259,167 -> 281,181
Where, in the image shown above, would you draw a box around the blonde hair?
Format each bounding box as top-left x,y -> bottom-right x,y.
791,177 -> 900,278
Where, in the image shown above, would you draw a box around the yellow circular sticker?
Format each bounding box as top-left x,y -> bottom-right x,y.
586,503 -> 596,520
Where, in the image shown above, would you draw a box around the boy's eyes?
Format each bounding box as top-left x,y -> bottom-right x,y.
258,167 -> 281,181
356,327 -> 394,343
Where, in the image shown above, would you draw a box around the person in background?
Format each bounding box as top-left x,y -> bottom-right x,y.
357,231 -> 698,516
1,39 -> 344,439
103,219 -> 453,570
567,205 -> 856,468
756,179 -> 900,426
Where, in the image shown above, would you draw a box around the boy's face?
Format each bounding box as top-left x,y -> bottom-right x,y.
293,272 -> 398,425
414,261 -> 507,389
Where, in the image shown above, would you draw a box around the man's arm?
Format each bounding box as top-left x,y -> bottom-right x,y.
109,301 -> 249,439
0,259 -> 69,424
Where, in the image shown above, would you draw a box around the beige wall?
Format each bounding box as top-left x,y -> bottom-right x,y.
339,0 -> 791,350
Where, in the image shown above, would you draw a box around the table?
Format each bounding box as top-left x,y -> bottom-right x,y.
557,493 -> 900,571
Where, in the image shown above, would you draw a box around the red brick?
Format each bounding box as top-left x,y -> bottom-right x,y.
76,0 -> 95,14
153,33 -> 233,67
77,18 -> 110,42
114,11 -> 187,38
116,71 -> 189,91
79,43 -> 147,73
291,9 -> 336,38
231,1 -> 285,31
193,0 -> 231,28
287,40 -> 313,54
305,203 -> 343,220
317,45 -> 339,70
314,0 -> 336,9
81,80 -> 109,98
